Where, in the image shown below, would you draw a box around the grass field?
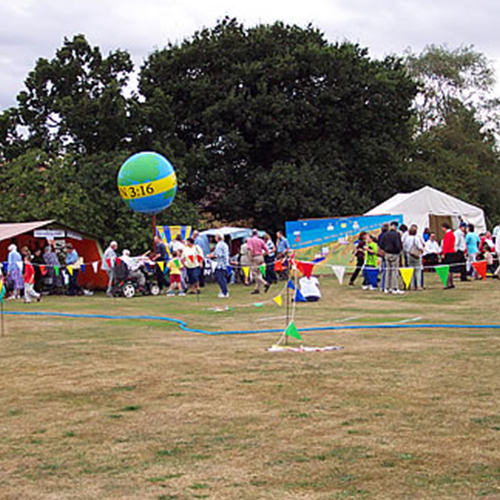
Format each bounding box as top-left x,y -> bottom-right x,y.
1,274 -> 500,500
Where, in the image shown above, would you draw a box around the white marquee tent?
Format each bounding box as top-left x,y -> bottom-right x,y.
365,186 -> 487,235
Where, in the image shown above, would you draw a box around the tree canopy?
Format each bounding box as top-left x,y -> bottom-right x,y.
1,22 -> 499,248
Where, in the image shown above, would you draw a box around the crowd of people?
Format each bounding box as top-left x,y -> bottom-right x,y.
349,220 -> 500,293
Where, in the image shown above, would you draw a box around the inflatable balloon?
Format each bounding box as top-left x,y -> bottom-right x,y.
117,152 -> 177,215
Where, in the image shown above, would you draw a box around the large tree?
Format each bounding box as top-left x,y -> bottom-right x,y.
140,18 -> 418,229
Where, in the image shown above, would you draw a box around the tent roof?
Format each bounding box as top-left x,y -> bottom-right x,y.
365,186 -> 486,232
0,220 -> 55,242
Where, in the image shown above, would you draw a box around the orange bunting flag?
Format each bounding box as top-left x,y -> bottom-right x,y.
472,260 -> 487,280
273,295 -> 283,307
40,265 -> 46,276
274,260 -> 284,272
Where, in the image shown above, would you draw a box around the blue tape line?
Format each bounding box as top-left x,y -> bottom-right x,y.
5,311 -> 500,336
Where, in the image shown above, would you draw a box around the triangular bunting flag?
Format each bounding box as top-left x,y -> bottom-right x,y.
197,255 -> 204,264
254,302 -> 264,308
331,265 -> 345,285
116,258 -> 121,266
294,289 -> 307,302
80,264 -> 86,275
273,295 -> 283,307
2,262 -> 7,275
93,262 -> 99,273
40,265 -> 46,276
16,261 -> 23,272
0,280 -> 4,303
173,258 -> 181,268
145,263 -> 151,272
106,258 -> 112,269
210,260 -> 217,272
301,262 -> 315,279
285,321 -> 303,341
188,255 -> 195,264
472,261 -> 487,281
55,266 -> 60,277
399,268 -> 414,290
259,264 -> 266,277
435,265 -> 450,287
312,257 -> 326,264
296,261 -> 304,275
287,279 -> 296,290
67,265 -> 74,276
157,261 -> 165,272
364,267 -> 379,288
242,267 -> 250,279
274,261 -> 284,272
227,265 -> 232,275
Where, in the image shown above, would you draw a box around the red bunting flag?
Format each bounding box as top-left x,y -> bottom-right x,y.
274,261 -> 284,272
106,258 -> 112,269
116,258 -> 121,266
40,265 -> 46,276
296,261 -> 304,275
301,262 -> 315,279
188,255 -> 195,264
472,260 -> 487,281
197,255 -> 203,264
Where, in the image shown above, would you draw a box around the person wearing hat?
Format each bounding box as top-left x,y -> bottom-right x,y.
454,222 -> 469,282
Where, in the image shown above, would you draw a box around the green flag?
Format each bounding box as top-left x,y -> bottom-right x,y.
259,264 -> 266,277
435,265 -> 450,287
254,302 -> 264,308
55,266 -> 60,277
0,281 -> 5,303
173,258 -> 181,268
285,321 -> 302,341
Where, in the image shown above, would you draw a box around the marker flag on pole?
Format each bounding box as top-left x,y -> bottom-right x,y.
364,267 -> 379,288
259,264 -> 266,277
285,321 -> 303,341
331,265 -> 345,285
93,262 -> 99,273
67,265 -> 73,276
472,261 -> 487,280
435,265 -> 450,287
0,280 -> 4,303
80,264 -> 86,275
399,268 -> 414,290
294,289 -> 307,302
242,267 -> 250,279
287,279 -> 296,290
273,295 -> 283,307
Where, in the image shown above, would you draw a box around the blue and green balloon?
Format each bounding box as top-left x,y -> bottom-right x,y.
117,152 -> 177,215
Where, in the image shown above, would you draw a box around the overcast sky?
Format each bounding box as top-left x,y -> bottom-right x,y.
1,0 -> 499,110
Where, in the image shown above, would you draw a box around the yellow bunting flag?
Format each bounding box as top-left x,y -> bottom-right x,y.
67,265 -> 73,276
273,295 -> 283,307
242,267 -> 250,279
157,261 -> 165,272
399,267 -> 414,290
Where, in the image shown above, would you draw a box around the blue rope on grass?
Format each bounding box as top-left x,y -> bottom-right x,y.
5,311 -> 500,336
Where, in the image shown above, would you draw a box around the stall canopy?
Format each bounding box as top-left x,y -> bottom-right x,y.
0,220 -> 107,288
200,227 -> 264,240
365,186 -> 487,238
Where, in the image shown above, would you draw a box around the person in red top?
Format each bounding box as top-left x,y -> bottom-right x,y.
246,229 -> 270,295
441,222 -> 455,289
24,254 -> 41,303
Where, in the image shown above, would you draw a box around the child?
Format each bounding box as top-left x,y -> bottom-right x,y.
166,251 -> 185,296
362,234 -> 379,290
24,254 -> 41,303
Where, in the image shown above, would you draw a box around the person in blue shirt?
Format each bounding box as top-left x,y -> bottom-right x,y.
209,233 -> 230,298
465,223 -> 481,278
65,243 -> 81,296
276,231 -> 290,257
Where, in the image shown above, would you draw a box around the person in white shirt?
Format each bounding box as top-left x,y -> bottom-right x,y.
102,241 -> 118,296
299,276 -> 321,302
454,223 -> 468,281
423,232 -> 441,269
121,249 -> 146,288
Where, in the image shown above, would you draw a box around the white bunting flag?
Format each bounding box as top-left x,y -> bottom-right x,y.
93,262 -> 99,273
331,265 -> 346,285
16,261 -> 23,272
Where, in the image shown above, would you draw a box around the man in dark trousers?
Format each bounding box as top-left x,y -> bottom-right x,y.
383,221 -> 404,294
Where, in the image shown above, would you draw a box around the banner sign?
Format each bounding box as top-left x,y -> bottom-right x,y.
34,229 -> 65,239
285,214 -> 403,267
